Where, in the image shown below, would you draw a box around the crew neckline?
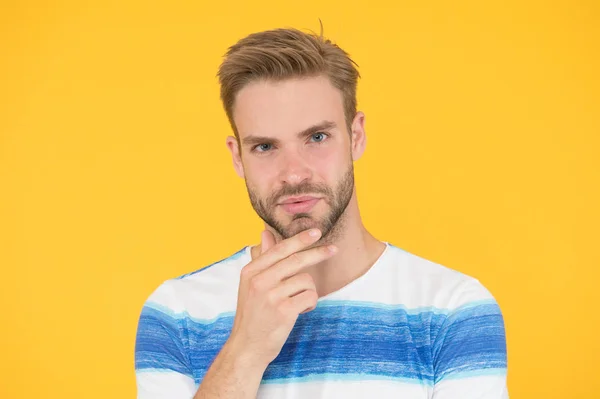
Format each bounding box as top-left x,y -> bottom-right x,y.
242,241 -> 391,301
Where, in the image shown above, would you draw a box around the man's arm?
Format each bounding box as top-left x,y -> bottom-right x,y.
193,337 -> 266,399
432,279 -> 509,398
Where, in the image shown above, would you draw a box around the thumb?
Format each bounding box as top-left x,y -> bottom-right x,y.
260,229 -> 276,254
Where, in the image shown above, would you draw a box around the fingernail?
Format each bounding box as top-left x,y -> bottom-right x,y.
309,229 -> 321,237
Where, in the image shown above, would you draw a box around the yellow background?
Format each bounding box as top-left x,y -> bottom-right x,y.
1,1 -> 599,398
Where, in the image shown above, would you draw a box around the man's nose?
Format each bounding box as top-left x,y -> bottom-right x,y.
278,148 -> 312,186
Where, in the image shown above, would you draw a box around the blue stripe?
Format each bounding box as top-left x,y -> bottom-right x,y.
262,373 -> 429,385
317,299 -> 496,315
433,303 -> 507,383
135,306 -> 193,378
144,301 -> 236,324
136,368 -> 196,377
136,301 -> 506,384
142,299 -> 496,323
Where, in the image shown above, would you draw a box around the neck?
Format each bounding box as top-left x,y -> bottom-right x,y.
250,190 -> 386,298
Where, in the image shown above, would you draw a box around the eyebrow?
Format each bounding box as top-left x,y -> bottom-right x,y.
241,120 -> 337,147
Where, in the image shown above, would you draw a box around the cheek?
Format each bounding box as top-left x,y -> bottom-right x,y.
245,161 -> 278,191
310,145 -> 348,177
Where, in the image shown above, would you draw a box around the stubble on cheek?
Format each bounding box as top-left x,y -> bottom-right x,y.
245,161 -> 354,242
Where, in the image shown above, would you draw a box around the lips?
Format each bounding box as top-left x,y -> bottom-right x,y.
279,196 -> 321,214
281,195 -> 320,204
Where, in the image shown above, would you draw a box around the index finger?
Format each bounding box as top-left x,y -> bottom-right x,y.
250,228 -> 322,273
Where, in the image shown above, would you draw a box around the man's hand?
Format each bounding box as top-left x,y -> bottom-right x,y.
195,228 -> 336,399
226,228 -> 337,368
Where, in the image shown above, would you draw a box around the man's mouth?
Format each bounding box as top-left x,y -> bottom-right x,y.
279,196 -> 321,214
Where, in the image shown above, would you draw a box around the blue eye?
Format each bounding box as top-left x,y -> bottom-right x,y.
254,143 -> 272,152
310,132 -> 328,142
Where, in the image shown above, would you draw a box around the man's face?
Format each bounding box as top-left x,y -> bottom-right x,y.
230,76 -> 359,241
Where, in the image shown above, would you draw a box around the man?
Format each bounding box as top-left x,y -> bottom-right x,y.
135,27 -> 508,399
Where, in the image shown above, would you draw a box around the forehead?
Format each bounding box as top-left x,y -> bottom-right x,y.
233,75 -> 345,139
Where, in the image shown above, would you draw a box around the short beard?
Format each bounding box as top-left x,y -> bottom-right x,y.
247,163 -> 354,243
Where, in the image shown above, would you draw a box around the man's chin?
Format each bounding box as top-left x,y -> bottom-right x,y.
279,216 -> 321,238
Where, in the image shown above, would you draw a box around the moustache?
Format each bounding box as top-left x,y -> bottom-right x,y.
268,185 -> 332,205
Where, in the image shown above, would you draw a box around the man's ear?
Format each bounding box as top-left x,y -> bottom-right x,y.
226,136 -> 245,178
350,111 -> 367,161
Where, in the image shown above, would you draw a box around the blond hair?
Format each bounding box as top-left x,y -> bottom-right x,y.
217,27 -> 360,138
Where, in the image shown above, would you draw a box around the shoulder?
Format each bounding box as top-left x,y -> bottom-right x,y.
142,246 -> 251,319
384,243 -> 499,312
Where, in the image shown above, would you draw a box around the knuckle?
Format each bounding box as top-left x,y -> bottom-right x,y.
319,246 -> 336,259
305,291 -> 319,309
305,290 -> 318,305
265,289 -> 279,306
287,252 -> 302,265
240,265 -> 254,280
249,275 -> 266,292
270,243 -> 286,257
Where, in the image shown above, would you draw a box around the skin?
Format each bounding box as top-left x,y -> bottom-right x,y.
195,75 -> 386,399
229,75 -> 386,297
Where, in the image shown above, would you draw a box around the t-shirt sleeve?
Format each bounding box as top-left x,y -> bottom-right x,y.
432,278 -> 509,398
134,282 -> 198,399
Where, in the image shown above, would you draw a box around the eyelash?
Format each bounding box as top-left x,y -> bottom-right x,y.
251,132 -> 330,153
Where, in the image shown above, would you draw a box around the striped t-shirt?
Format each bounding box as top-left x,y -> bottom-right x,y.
135,242 -> 508,398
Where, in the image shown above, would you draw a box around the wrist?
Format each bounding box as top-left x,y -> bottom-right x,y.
220,337 -> 270,375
